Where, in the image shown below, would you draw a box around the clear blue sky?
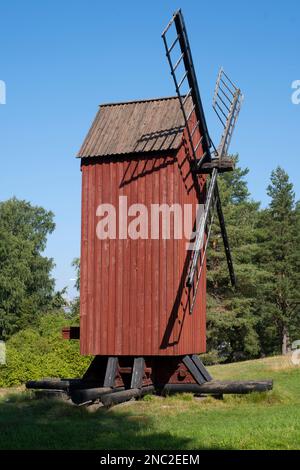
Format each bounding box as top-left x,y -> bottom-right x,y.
0,0 -> 299,298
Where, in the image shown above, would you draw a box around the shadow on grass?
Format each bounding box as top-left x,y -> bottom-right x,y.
0,393 -> 230,450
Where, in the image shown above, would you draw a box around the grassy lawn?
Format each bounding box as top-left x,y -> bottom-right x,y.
0,356 -> 300,450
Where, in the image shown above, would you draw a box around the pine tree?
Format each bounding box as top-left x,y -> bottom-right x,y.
257,167 -> 300,355
206,156 -> 263,362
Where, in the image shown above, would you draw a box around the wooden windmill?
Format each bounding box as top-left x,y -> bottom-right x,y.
27,10 -> 272,405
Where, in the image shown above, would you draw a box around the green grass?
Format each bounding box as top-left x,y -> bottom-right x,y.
0,356 -> 300,450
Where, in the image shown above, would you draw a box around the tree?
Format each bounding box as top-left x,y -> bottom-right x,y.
72,258 -> 80,292
206,156 -> 263,362
257,167 -> 300,355
69,258 -> 80,319
0,197 -> 64,339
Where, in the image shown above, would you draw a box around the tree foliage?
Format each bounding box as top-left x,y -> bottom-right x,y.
0,312 -> 90,387
205,160 -> 300,363
0,197 -> 64,339
256,167 -> 300,355
206,157 -> 262,362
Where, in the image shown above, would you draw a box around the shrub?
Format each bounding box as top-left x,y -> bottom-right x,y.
0,311 -> 91,387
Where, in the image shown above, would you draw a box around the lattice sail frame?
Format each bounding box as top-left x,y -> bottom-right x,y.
162,10 -> 243,312
212,67 -> 244,160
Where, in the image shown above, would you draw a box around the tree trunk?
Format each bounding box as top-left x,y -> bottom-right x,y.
282,326 -> 290,355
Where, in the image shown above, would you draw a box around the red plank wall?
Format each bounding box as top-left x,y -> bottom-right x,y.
80,121 -> 207,356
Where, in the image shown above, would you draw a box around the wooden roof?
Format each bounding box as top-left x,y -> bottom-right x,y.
77,96 -> 192,158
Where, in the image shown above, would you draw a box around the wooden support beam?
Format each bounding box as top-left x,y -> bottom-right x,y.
70,387 -> 120,405
62,326 -> 80,340
195,158 -> 235,174
101,386 -> 155,407
191,355 -> 212,382
131,357 -> 145,389
182,355 -> 207,385
161,380 -> 273,395
26,378 -> 81,391
104,357 -> 119,388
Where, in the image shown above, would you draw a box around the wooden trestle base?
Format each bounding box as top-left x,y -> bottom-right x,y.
26,355 -> 273,407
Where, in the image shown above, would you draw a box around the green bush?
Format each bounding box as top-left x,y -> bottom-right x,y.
200,350 -> 225,366
0,311 -> 91,387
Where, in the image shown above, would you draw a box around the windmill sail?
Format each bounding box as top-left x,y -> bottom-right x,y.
213,68 -> 244,160
162,11 -> 243,312
186,167 -> 236,313
162,9 -> 212,168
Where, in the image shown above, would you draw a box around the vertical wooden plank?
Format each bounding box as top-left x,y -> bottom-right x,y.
104,357 -> 118,387
144,159 -> 152,355
166,158 -> 174,356
86,164 -> 96,353
131,357 -> 145,389
92,165 -> 102,350
181,146 -> 188,356
159,158 -> 167,355
122,159 -> 130,355
178,143 -> 187,356
152,159 -> 160,354
129,165 -> 138,355
100,160 -> 109,355
136,158 -> 145,355
173,156 -> 180,353
80,164 -> 89,355
107,158 -> 116,355
115,160 -> 123,355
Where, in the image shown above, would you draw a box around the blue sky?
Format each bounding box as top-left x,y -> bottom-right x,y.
0,0 -> 299,298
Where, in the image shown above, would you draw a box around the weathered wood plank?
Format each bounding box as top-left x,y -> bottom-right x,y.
196,158 -> 235,174
182,355 -> 207,385
101,386 -> 155,407
104,357 -> 119,388
161,380 -> 273,395
191,355 -> 212,382
131,357 -> 145,389
62,326 -> 80,340
70,387 -> 119,405
26,378 -> 78,391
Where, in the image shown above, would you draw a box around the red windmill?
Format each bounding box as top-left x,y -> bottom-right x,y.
27,10 -> 272,405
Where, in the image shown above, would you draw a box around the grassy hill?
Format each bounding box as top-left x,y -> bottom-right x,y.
0,355 -> 300,450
